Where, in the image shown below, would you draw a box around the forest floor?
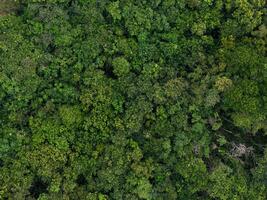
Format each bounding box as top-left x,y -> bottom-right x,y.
0,1 -> 19,16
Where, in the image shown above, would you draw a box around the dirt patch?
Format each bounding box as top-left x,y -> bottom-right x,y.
0,1 -> 19,16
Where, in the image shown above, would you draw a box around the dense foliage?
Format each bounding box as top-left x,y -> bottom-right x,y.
0,0 -> 266,199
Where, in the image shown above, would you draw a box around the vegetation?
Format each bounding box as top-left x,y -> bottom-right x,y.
0,0 -> 266,199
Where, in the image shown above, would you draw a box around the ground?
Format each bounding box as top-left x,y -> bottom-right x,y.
0,1 -> 19,16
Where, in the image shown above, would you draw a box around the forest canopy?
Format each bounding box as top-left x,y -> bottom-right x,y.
0,0 -> 266,199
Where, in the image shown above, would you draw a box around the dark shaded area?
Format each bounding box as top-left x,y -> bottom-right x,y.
208,28 -> 221,41
29,177 -> 48,199
0,159 -> 3,168
76,174 -> 87,186
196,190 -> 209,198
103,60 -> 117,79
